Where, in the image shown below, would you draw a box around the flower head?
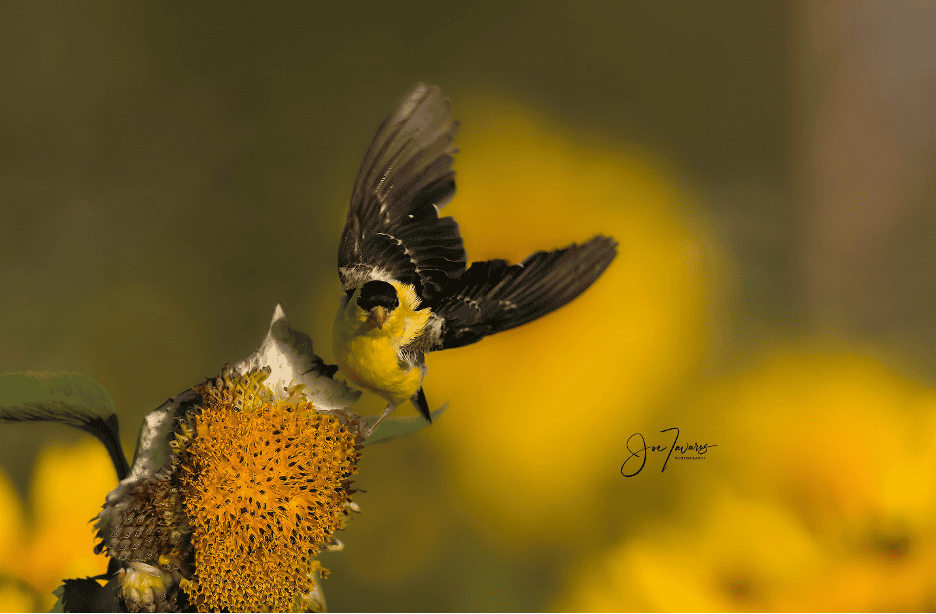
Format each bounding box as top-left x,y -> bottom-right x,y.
176,366 -> 362,612
84,304 -> 440,612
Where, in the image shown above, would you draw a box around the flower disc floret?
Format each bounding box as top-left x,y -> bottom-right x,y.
178,367 -> 361,612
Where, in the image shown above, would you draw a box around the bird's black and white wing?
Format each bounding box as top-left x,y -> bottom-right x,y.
338,84 -> 468,301
412,236 -> 618,351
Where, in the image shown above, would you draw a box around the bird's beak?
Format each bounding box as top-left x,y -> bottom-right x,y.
368,305 -> 390,330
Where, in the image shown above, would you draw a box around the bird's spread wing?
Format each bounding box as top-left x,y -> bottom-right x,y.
412,236 -> 618,351
338,84 -> 467,300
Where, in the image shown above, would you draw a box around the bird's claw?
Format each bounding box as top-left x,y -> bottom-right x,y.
364,403 -> 396,438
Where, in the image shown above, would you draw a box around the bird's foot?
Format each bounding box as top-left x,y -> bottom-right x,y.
364,403 -> 396,438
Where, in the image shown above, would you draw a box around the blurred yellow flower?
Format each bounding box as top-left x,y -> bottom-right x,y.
429,90 -> 719,543
559,349 -> 936,611
558,487 -> 823,612
0,438 -> 113,612
0,581 -> 34,614
718,350 -> 936,611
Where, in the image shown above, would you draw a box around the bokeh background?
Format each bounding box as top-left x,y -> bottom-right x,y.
1,1 -> 935,611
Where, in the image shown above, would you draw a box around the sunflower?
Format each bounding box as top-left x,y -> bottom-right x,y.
1,304 -> 442,612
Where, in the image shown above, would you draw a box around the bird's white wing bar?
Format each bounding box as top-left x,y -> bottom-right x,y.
338,84 -> 467,300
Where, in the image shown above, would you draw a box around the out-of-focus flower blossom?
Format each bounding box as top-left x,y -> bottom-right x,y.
0,440 -> 113,612
559,487 -> 823,611
559,350 -> 936,612
432,93 -> 718,543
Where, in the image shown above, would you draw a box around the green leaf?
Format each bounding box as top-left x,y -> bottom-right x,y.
364,403 -> 448,445
50,584 -> 64,614
0,372 -> 129,481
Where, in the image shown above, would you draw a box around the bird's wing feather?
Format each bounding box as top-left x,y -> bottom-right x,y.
412,236 -> 618,351
338,84 -> 467,299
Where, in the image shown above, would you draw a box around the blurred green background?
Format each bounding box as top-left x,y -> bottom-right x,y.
2,1 -> 936,611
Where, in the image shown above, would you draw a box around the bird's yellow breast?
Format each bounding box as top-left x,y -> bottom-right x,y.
333,282 -> 430,406
335,332 -> 423,404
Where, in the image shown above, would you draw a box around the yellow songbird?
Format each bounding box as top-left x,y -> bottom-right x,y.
334,83 -> 617,425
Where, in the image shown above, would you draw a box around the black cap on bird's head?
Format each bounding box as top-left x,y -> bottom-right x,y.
357,280 -> 399,329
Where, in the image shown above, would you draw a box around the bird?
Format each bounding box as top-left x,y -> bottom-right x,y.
333,83 -> 617,428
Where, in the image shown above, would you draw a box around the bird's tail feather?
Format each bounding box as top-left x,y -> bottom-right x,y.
411,387 -> 432,423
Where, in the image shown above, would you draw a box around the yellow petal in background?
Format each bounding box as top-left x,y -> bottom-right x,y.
558,488 -> 823,612
18,439 -> 115,611
718,352 -> 936,539
715,350 -> 936,611
431,91 -> 719,543
0,583 -> 35,614
0,469 -> 26,573
559,349 -> 936,612
0,467 -> 32,612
